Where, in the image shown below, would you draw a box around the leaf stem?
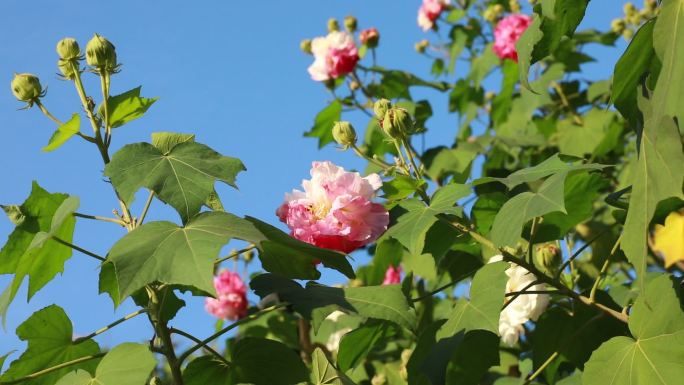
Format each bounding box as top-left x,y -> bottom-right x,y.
177,304 -> 286,365
52,236 -> 105,262
137,190 -> 155,226
589,235 -> 622,302
214,245 -> 256,265
170,328 -> 231,367
73,212 -> 126,226
525,351 -> 559,384
527,217 -> 540,264
147,287 -> 184,385
74,309 -> 147,344
34,100 -> 63,125
0,353 -> 106,385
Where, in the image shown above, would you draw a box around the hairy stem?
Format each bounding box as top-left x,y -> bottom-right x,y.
74,309 -> 147,344
0,353 -> 106,385
147,287 -> 184,385
34,100 -> 63,125
73,212 -> 126,226
170,328 -> 231,367
137,190 -> 155,226
215,245 -> 256,265
52,236 -> 105,262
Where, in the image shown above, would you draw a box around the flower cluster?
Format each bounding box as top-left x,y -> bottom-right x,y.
417,0 -> 451,31
492,14 -> 532,62
277,161 -> 389,254
308,31 -> 360,82
383,265 -> 402,285
491,255 -> 549,346
204,270 -> 248,321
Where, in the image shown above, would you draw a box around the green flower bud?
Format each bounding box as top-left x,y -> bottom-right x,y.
2,205 -> 25,226
611,18 -> 627,34
627,12 -> 642,25
344,15 -> 357,32
382,108 -> 414,139
415,39 -> 429,54
373,98 -> 391,119
57,59 -> 77,80
509,0 -> 521,13
243,247 -> 255,263
535,243 -> 562,276
348,278 -> 364,288
11,73 -> 43,103
327,18 -> 340,32
85,34 -> 117,72
644,0 -> 657,12
349,80 -> 360,91
622,28 -> 634,40
56,37 -> 81,60
332,121 -> 357,148
371,373 -> 387,385
300,39 -> 313,54
623,2 -> 637,17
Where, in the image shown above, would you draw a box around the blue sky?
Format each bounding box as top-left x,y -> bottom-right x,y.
0,0 -> 629,366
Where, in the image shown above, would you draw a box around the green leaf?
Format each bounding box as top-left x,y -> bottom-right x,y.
445,330 -> 500,385
472,192 -> 507,235
42,114 -> 80,152
356,238 -> 402,286
151,131 -> 196,154
311,348 -> 357,385
491,60 -> 519,126
437,262 -> 508,338
652,0 -> 684,126
423,147 -> 477,184
383,184 -> 470,257
0,305 -> 100,385
0,182 -> 76,323
553,110 -> 618,157
55,343 -> 155,385
251,274 -> 417,332
100,86 -> 157,128
231,338 -> 309,384
305,100 -> 342,148
107,211 -> 247,300
516,0 -> 590,89
382,175 -> 426,202
612,19 -> 656,126
183,356 -> 230,385
622,96 -> 684,293
105,141 -> 245,222
583,274 -> 684,384
337,321 -> 389,372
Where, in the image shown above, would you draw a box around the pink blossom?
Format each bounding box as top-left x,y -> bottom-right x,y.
418,0 -> 451,31
492,14 -> 533,62
308,31 -> 359,81
277,161 -> 389,254
382,265 -> 402,285
359,28 -> 380,47
205,270 -> 248,321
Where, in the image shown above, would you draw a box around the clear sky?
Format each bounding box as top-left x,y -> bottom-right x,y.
0,0 -> 629,366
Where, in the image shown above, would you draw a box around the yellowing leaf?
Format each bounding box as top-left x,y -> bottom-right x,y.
652,210 -> 684,267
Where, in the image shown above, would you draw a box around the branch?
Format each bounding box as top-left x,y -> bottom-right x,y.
74,309 -> 147,344
73,212 -> 126,226
137,190 -> 155,226
215,245 -> 256,265
170,328 -> 231,367
52,236 -> 105,262
0,353 -> 105,385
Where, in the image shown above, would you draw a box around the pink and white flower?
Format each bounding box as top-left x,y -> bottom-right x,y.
382,265 -> 402,285
418,0 -> 451,31
492,14 -> 533,62
277,161 -> 389,254
205,270 -> 248,321
308,31 -> 359,81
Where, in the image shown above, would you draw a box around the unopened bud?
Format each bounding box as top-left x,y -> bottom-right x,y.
85,34 -> 117,72
359,28 -> 380,48
344,15 -> 357,32
644,0 -> 657,12
11,73 -> 43,103
58,60 -> 77,80
611,18 -> 626,34
300,39 -> 312,54
2,205 -> 25,226
373,98 -> 391,119
627,12 -> 642,25
371,373 -> 387,385
484,4 -> 504,22
509,0 -> 521,13
485,91 -> 496,101
415,39 -> 429,54
622,28 -> 634,40
348,278 -> 364,288
535,243 -> 562,276
382,108 -> 414,138
56,38 -> 81,60
349,80 -> 360,91
623,2 -> 637,17
327,18 -> 340,32
332,121 -> 357,148
243,247 -> 255,263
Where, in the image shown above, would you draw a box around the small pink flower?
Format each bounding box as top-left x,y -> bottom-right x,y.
492,14 -> 532,62
382,265 -> 402,285
418,0 -> 451,31
277,161 -> 389,254
359,28 -> 380,48
205,270 -> 248,321
308,31 -> 360,81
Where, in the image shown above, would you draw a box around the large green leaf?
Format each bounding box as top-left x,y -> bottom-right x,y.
0,183 -> 76,323
107,212 -> 245,300
251,274 -> 417,332
311,348 -> 356,385
554,110 -> 619,157
55,343 -> 155,385
231,338 -> 309,384
652,0 -> 684,126
337,321 -> 389,372
0,305 -> 100,385
437,261 -> 508,338
622,96 -> 684,293
104,141 -> 245,222
183,356 -> 230,385
42,113 -> 80,152
583,274 -> 684,384
445,330 -> 500,385
304,100 -> 342,148
383,184 -> 470,257
99,86 -> 157,128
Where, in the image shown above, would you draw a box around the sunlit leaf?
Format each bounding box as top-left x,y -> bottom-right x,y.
42,114 -> 80,152
55,343 -> 155,385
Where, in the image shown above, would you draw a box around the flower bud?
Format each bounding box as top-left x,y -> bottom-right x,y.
535,243 -> 562,276
611,18 -> 626,34
349,80 -> 360,91
382,108 -> 413,139
484,4 -> 504,22
371,373 -> 387,385
415,39 -> 429,54
348,278 -> 364,287
58,60 -> 77,80
344,15 -> 357,32
11,73 -> 43,103
243,247 -> 255,263
2,205 -> 25,226
509,0 -> 521,13
359,28 -> 380,48
327,18 -> 340,32
300,39 -> 313,54
85,34 -> 117,72
56,37 -> 81,60
332,121 -> 357,148
622,28 -> 634,40
644,0 -> 657,12
623,2 -> 637,17
373,98 -> 391,119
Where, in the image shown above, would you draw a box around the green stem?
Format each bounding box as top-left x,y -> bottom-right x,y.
170,328 -> 231,367
100,72 -> 111,144
401,137 -> 424,180
178,304 -> 286,365
215,245 -> 256,265
147,287 -> 184,385
34,100 -> 62,125
527,217 -> 540,264
73,212 -> 125,226
525,352 -> 559,384
74,309 -> 147,344
351,144 -> 394,171
0,353 -> 106,385
589,235 -> 622,302
52,236 -> 105,262
137,190 -> 155,226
